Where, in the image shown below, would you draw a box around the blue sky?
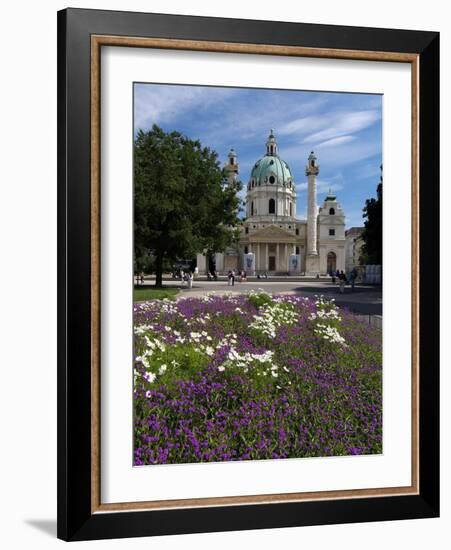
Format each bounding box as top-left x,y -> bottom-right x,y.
134,83 -> 382,228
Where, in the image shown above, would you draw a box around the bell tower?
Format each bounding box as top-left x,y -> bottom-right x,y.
224,148 -> 239,185
305,151 -> 320,274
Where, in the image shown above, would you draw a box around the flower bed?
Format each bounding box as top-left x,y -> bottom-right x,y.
134,291 -> 382,466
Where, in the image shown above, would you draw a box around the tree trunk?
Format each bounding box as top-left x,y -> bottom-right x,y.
155,252 -> 164,287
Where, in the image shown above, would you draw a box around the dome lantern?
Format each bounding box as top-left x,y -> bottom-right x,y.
266,129 -> 278,156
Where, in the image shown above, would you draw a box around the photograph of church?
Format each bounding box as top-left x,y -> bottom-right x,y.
197,130 -> 346,276
132,82 -> 384,467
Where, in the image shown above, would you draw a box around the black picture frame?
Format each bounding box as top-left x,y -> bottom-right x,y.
57,7 -> 439,541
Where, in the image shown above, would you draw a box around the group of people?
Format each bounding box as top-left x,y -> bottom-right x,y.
330,267 -> 358,293
227,269 -> 247,286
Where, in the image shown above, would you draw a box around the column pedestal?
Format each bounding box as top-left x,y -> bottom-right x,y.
305,254 -> 320,275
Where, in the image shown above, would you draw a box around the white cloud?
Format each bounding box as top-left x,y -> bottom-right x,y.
277,114 -> 327,136
302,110 -> 380,144
133,84 -> 234,131
317,135 -> 356,148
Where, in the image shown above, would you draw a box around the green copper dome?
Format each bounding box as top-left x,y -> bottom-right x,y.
249,131 -> 294,187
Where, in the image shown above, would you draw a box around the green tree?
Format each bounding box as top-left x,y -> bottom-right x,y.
134,125 -> 242,287
360,166 -> 383,265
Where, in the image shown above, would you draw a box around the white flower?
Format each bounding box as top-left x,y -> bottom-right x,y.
144,336 -> 155,349
218,366 -> 225,372
158,364 -> 167,375
143,371 -> 156,383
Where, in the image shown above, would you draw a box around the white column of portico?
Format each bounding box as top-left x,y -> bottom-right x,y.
276,243 -> 279,272
285,243 -> 289,271
256,243 -> 260,271
265,243 -> 269,271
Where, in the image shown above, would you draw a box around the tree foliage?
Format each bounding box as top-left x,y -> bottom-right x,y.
360,171 -> 382,265
134,125 -> 242,286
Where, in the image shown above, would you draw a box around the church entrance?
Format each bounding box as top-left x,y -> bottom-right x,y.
268,256 -> 276,271
327,251 -> 337,273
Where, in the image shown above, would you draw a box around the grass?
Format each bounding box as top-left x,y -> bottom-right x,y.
133,286 -> 179,302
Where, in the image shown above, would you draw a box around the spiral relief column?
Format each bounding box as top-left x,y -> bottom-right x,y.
305,151 -> 320,274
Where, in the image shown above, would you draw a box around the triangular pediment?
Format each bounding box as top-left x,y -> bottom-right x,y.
248,224 -> 296,242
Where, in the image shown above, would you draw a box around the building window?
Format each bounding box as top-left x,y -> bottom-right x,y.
296,246 -> 300,255
290,203 -> 293,216
245,227 -> 249,234
329,228 -> 335,236
244,246 -> 248,254
295,228 -> 299,235
329,207 -> 335,215
269,175 -> 275,184
269,198 -> 275,214
230,157 -> 234,165
251,201 -> 254,216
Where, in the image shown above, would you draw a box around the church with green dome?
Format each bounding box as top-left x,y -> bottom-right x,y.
197,130 -> 346,276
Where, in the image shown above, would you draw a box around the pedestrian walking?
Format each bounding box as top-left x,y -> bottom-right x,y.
349,267 -> 357,292
338,271 -> 346,294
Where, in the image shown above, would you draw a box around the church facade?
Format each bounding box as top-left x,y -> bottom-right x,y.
197,130 -> 346,276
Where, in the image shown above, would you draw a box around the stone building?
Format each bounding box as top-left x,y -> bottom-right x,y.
197,130 -> 347,276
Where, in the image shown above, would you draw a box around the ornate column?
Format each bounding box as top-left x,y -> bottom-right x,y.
305,151 -> 320,274
276,243 -> 279,272
265,243 -> 269,271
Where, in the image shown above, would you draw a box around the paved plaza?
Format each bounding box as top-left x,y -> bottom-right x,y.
142,277 -> 382,316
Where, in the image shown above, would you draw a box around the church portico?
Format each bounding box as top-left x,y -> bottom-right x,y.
241,224 -> 298,273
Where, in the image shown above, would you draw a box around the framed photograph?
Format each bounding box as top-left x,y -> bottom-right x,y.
57,8 -> 439,541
